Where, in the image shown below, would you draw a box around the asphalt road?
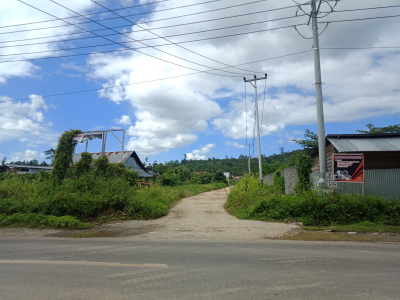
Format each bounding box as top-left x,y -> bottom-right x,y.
1,238 -> 399,299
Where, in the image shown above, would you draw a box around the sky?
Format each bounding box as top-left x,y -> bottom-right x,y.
0,0 -> 399,165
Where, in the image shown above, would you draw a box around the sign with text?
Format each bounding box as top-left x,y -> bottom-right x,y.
333,154 -> 364,183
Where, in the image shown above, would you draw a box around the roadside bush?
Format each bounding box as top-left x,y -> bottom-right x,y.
74,152 -> 93,178
160,173 -> 181,186
0,213 -> 89,229
272,169 -> 285,194
226,175 -> 400,226
214,171 -> 228,184
191,172 -> 213,184
0,169 -> 227,227
294,153 -> 313,193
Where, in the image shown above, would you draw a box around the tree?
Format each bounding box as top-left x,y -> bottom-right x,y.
279,147 -> 284,154
1,157 -> 6,166
292,129 -> 318,152
356,123 -> 400,134
44,148 -> 56,163
51,129 -> 82,184
29,159 -> 39,166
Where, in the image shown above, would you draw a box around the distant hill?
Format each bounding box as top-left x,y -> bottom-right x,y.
152,149 -> 303,176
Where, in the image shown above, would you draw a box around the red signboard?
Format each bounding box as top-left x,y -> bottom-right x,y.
333,154 -> 364,183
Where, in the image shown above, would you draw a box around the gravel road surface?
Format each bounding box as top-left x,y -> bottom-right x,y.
0,188 -> 299,240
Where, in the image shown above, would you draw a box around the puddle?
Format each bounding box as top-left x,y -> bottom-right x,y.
62,231 -> 121,238
287,231 -> 400,243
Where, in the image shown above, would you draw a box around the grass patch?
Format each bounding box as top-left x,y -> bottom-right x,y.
226,175 -> 400,227
0,213 -> 91,229
0,173 -> 227,229
303,221 -> 400,234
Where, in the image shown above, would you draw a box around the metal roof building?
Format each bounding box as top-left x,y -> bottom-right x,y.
311,133 -> 400,173
73,151 -> 151,178
4,164 -> 53,174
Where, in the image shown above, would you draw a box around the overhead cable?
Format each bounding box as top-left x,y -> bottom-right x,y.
319,14 -> 400,23
89,0 -> 264,74
0,5 -> 299,46
47,0 -> 260,76
17,0 -> 251,77
0,0 -> 176,28
0,50 -> 313,103
1,0 -> 276,36
0,24 -> 305,64
0,15 -> 302,50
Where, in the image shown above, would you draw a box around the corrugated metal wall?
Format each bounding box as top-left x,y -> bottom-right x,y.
310,169 -> 400,200
365,169 -> 400,200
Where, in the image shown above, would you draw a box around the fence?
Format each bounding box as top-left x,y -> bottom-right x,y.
310,169 -> 400,200
263,166 -> 298,194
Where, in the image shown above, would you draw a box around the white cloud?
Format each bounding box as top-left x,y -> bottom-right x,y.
186,143 -> 216,160
274,139 -> 284,144
0,95 -> 58,146
79,0 -> 400,153
10,149 -> 40,162
225,141 -> 246,148
0,0 -> 99,83
115,115 -> 132,125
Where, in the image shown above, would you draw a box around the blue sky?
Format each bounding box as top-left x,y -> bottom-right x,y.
0,0 -> 399,166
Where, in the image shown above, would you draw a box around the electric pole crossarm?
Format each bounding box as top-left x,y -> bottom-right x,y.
243,74 -> 267,83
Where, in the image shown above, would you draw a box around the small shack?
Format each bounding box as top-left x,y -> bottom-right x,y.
311,133 -> 400,173
310,133 -> 400,199
73,151 -> 151,178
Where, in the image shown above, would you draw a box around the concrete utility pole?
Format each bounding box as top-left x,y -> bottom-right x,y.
243,74 -> 267,184
311,0 -> 327,174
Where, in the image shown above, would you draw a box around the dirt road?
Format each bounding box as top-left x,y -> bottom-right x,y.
0,188 -> 299,240
103,187 -> 299,240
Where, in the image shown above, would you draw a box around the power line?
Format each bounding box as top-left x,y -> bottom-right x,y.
89,0 -> 263,75
3,46 -> 394,103
321,46 -> 400,50
0,15 -> 301,51
1,0 -> 222,31
0,15 -> 302,77
0,24 -> 304,64
0,50 -> 313,103
6,46 -> 394,104
0,3 -> 298,47
2,3 -> 395,52
47,0 -> 261,76
0,0 -> 176,29
1,0 -> 275,36
319,14 -> 400,23
17,0 -> 250,77
327,4 -> 400,14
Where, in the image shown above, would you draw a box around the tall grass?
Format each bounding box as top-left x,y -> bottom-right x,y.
0,174 -> 227,228
226,175 -> 400,226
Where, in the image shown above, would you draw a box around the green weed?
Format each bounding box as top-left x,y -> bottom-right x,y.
226,175 -> 400,226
